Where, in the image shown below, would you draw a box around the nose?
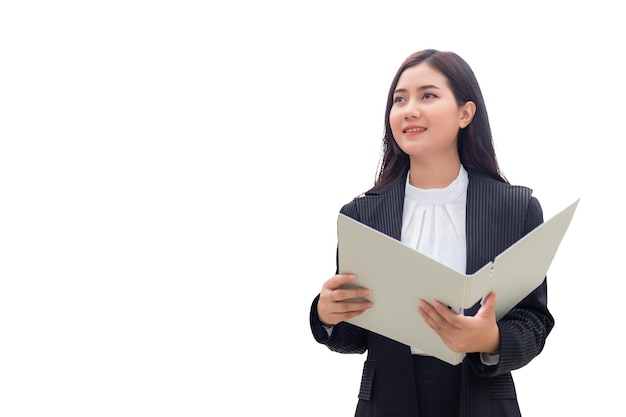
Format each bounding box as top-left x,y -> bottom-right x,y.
403,101 -> 421,119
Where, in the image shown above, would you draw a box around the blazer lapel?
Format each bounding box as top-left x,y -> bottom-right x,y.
465,170 -> 532,275
353,174 -> 406,241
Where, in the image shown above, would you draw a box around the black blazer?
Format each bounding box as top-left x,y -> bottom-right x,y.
310,170 -> 554,417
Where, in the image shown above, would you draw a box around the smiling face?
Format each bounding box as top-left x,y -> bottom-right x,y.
389,63 -> 475,167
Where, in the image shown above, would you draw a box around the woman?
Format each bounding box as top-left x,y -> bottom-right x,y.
309,49 -> 554,417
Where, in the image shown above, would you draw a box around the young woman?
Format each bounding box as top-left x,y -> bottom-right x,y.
309,49 -> 554,417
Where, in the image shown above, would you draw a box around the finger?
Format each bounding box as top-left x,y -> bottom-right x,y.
321,275 -> 355,304
326,273 -> 357,290
418,307 -> 445,334
419,300 -> 459,331
331,286 -> 371,302
339,301 -> 374,313
325,300 -> 373,323
336,300 -> 373,314
418,301 -> 443,327
418,300 -> 434,317
334,308 -> 372,322
484,291 -> 497,306
432,301 -> 461,322
477,292 -> 497,318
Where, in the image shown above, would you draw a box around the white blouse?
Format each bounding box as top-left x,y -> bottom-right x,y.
402,166 -> 468,355
401,166 -> 468,274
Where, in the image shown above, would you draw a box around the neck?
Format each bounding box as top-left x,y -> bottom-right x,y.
408,157 -> 461,189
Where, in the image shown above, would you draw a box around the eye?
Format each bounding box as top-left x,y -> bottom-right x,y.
422,92 -> 437,100
393,95 -> 406,103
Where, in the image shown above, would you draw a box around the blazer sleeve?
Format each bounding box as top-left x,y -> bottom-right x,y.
309,199 -> 369,354
467,196 -> 555,376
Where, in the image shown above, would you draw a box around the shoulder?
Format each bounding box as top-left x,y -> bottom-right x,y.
467,169 -> 543,231
468,169 -> 531,192
467,169 -> 534,205
339,174 -> 406,221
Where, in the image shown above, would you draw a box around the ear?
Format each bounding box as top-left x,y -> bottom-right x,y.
459,101 -> 476,129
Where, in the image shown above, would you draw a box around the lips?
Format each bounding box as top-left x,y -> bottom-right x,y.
403,126 -> 426,134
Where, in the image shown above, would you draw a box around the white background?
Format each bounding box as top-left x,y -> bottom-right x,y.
1,1 -> 623,416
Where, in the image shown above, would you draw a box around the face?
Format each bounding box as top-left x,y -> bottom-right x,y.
389,63 -> 474,163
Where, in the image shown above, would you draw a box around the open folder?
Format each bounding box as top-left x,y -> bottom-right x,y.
337,199 -> 579,365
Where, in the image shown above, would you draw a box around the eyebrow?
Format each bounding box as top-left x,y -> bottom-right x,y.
394,84 -> 440,94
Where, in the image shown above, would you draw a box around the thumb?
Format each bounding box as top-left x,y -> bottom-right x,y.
477,292 -> 497,318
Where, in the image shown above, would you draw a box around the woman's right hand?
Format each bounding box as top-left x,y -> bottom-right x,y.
317,274 -> 373,327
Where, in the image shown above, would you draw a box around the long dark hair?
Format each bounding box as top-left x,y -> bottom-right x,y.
370,49 -> 507,191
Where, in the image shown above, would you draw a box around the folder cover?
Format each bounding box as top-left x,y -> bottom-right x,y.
337,199 -> 579,365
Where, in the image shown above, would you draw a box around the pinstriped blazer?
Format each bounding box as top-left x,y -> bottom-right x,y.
310,169 -> 554,417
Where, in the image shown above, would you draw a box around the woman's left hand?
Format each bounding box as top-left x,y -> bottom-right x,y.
418,291 -> 500,354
